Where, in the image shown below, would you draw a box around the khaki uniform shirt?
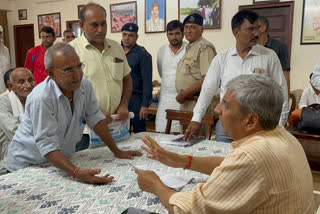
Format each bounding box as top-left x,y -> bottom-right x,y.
176,37 -> 216,111
70,35 -> 131,114
169,126 -> 315,214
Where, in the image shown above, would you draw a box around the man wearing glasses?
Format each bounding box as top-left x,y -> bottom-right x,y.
185,10 -> 288,143
6,43 -> 142,183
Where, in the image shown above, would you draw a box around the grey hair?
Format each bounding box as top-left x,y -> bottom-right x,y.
9,67 -> 33,82
44,42 -> 77,69
225,74 -> 284,130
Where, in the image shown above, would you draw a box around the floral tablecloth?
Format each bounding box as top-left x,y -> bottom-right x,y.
0,132 -> 233,214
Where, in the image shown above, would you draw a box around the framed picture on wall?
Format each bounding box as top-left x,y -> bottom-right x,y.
37,12 -> 61,38
110,1 -> 137,33
78,5 -> 85,20
179,0 -> 221,29
300,0 -> 320,44
253,0 -> 279,4
145,0 -> 166,33
18,9 -> 27,20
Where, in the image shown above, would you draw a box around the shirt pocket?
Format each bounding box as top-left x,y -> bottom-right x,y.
110,61 -> 124,81
184,59 -> 201,79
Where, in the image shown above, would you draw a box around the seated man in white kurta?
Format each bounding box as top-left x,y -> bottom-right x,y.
156,20 -> 187,133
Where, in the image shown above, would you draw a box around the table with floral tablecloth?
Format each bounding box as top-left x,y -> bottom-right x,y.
0,132 -> 233,214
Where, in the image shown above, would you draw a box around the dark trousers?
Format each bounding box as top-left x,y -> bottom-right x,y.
129,93 -> 146,133
76,134 -> 90,152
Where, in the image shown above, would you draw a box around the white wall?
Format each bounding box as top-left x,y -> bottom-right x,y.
1,0 -> 319,90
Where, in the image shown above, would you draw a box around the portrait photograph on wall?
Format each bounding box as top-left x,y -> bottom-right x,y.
18,9 -> 27,20
38,12 -> 61,38
301,0 -> 320,44
110,1 -> 137,33
145,0 -> 166,33
179,0 -> 221,29
78,5 -> 84,20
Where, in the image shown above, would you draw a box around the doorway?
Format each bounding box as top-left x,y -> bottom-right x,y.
239,1 -> 294,59
14,24 -> 34,67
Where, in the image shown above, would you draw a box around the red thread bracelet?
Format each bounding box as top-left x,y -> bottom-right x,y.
72,168 -> 80,180
185,155 -> 193,169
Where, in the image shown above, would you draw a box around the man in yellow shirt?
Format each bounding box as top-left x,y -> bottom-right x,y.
135,74 -> 315,214
70,3 -> 131,120
70,3 -> 132,149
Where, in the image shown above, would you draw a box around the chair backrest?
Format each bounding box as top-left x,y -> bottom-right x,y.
164,109 -> 216,139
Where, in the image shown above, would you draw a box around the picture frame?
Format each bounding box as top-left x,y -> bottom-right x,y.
37,12 -> 61,38
78,5 -> 85,20
253,0 -> 279,4
145,0 -> 166,33
18,9 -> 27,20
300,0 -> 320,45
178,0 -> 221,29
110,1 -> 137,33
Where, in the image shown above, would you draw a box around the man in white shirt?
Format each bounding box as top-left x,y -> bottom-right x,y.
299,71 -> 320,108
0,25 -> 11,94
156,20 -> 187,132
185,10 -> 288,142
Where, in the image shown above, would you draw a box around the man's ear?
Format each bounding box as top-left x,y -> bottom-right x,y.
260,25 -> 267,33
244,113 -> 260,131
7,80 -> 13,91
232,28 -> 239,37
46,68 -> 55,80
80,21 -> 85,31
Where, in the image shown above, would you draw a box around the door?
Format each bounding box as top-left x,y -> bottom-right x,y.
14,24 -> 34,67
239,1 -> 294,59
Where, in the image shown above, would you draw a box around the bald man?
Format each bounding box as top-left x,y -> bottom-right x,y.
0,67 -> 35,175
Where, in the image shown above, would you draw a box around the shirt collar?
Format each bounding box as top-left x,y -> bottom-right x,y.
231,126 -> 281,149
230,45 -> 259,57
187,36 -> 203,49
80,34 -> 110,51
169,41 -> 187,55
48,77 -> 84,100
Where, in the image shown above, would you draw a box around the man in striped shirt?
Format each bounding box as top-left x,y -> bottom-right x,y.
135,74 -> 315,214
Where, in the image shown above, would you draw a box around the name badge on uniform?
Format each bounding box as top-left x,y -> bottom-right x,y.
183,57 -> 191,63
114,57 -> 123,63
253,68 -> 265,74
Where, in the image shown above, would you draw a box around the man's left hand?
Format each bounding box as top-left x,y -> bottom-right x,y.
114,150 -> 143,159
140,107 -> 149,120
115,104 -> 129,120
176,91 -> 187,104
135,169 -> 164,194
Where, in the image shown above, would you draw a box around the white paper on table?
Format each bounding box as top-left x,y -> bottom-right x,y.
159,134 -> 205,147
159,134 -> 190,146
133,164 -> 193,191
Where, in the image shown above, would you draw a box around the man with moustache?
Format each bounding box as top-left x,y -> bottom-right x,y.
185,10 -> 288,143
121,23 -> 152,133
63,29 -> 76,43
156,20 -> 187,133
0,68 -> 35,175
25,26 -> 56,85
70,3 -> 132,149
6,43 -> 141,183
176,13 -> 216,113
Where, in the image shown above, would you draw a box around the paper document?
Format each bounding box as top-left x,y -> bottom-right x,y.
132,164 -> 193,191
159,134 -> 205,147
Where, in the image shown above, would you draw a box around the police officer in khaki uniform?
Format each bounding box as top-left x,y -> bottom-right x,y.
176,13 -> 217,112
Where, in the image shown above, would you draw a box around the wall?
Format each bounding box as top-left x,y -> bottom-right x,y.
0,0 -> 319,90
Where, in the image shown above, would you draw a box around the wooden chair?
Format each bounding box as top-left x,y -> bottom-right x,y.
164,109 -> 216,139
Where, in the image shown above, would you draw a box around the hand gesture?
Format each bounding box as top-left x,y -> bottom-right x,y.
114,150 -> 143,160
184,121 -> 201,140
75,168 -> 114,184
141,135 -> 184,168
135,169 -> 164,194
139,107 -> 149,120
115,104 -> 129,120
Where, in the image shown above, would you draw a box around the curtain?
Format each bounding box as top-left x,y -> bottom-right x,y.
0,10 -> 9,49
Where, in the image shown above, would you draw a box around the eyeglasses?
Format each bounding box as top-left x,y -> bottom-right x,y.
53,63 -> 85,74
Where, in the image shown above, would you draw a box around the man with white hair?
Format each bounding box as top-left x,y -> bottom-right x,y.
6,43 -> 142,183
0,25 -> 11,94
0,67 -> 35,175
135,74 -> 315,214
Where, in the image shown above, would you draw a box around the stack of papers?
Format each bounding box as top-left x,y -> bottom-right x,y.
133,164 -> 193,191
159,134 -> 205,147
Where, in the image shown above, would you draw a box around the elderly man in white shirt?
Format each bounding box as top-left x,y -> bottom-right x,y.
185,10 -> 288,143
156,20 -> 187,133
0,25 -> 11,94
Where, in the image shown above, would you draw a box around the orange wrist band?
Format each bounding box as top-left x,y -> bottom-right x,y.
72,167 -> 80,180
185,155 -> 193,169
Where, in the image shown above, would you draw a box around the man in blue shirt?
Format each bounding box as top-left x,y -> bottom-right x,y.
121,23 -> 153,133
6,43 -> 142,184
